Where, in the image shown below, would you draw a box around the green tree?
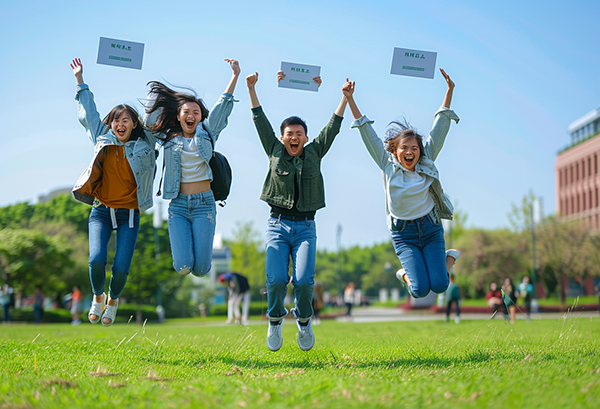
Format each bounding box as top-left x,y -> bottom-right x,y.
0,228 -> 74,295
536,217 -> 590,304
453,228 -> 529,298
225,221 -> 266,299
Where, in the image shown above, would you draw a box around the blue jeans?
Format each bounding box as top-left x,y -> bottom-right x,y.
265,217 -> 316,321
391,214 -> 448,298
89,204 -> 140,299
167,191 -> 216,276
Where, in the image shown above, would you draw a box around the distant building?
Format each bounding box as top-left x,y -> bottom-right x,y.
38,188 -> 72,203
555,108 -> 600,230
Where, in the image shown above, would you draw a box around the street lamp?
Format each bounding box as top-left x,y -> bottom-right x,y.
529,196 -> 541,313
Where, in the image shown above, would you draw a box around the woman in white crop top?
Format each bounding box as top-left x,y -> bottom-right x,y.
343,69 -> 461,299
144,59 -> 240,277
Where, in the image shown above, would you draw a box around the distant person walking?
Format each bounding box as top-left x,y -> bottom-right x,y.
486,282 -> 504,316
70,286 -> 82,325
502,277 -> 518,324
518,276 -> 533,320
33,287 -> 44,324
445,274 -> 461,323
1,284 -> 12,323
344,282 -> 355,320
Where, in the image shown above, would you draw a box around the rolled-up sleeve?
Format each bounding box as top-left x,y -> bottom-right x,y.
351,115 -> 388,170
426,107 -> 460,161
205,92 -> 238,141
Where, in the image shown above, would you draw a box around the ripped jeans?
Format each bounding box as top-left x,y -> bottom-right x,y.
265,216 -> 316,321
390,212 -> 449,298
167,191 -> 216,276
88,204 -> 140,299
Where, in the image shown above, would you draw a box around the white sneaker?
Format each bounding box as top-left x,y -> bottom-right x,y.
446,249 -> 461,262
454,316 -> 460,324
296,319 -> 315,351
267,318 -> 284,351
395,268 -> 406,282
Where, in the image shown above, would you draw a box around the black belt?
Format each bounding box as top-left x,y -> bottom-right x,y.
270,212 -> 314,221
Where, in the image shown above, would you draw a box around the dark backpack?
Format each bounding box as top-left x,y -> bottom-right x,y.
203,123 -> 232,205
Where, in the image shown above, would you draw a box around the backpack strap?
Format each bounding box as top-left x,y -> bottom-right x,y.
156,139 -> 166,196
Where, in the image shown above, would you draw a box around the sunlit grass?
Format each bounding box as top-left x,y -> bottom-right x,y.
1,313 -> 599,408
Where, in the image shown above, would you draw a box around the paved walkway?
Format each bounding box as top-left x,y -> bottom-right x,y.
335,307 -> 600,323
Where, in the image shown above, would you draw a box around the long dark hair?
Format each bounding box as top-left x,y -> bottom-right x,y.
145,81 -> 209,143
102,104 -> 146,141
385,119 -> 425,161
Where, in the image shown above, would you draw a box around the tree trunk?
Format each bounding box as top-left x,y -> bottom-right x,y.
136,304 -> 143,326
558,271 -> 566,305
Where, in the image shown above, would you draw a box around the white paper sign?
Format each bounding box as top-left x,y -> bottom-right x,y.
390,47 -> 437,79
278,61 -> 321,92
97,37 -> 145,70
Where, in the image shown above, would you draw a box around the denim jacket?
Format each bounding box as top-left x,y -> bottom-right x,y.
252,106 -> 343,212
145,93 -> 236,200
72,84 -> 157,212
351,107 -> 460,229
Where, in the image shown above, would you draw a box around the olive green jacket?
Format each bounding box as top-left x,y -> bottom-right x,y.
251,106 -> 343,212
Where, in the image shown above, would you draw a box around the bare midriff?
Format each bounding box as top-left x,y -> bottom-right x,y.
180,180 -> 211,195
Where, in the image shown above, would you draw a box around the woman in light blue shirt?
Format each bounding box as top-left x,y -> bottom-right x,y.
144,59 -> 240,277
343,70 -> 461,298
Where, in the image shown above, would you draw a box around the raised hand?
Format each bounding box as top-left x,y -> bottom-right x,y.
439,68 -> 455,90
313,76 -> 322,87
342,77 -> 355,98
70,58 -> 84,84
276,70 -> 285,84
439,68 -> 455,108
246,72 -> 259,89
224,59 -> 241,76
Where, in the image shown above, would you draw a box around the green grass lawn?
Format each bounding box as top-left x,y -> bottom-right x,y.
1,315 -> 599,408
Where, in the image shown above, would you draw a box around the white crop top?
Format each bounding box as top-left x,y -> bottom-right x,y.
180,137 -> 209,183
389,168 -> 435,220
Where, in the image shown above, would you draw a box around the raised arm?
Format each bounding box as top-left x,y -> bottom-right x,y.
70,58 -> 105,143
440,68 -> 455,108
223,59 -> 241,95
246,72 -> 260,108
342,79 -> 361,119
346,80 -> 388,170
71,58 -> 84,85
424,69 -> 459,161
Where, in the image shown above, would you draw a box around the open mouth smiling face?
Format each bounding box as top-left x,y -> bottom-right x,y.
111,113 -> 136,142
395,136 -> 420,171
177,102 -> 203,138
281,124 -> 308,157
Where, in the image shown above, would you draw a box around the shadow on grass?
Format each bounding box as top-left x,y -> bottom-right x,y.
139,349 -> 524,371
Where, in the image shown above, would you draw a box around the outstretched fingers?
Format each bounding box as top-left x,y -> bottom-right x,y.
313,76 -> 322,86
224,58 -> 241,75
439,68 -> 455,90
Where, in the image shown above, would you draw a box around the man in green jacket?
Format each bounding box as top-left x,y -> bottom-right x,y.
246,71 -> 348,352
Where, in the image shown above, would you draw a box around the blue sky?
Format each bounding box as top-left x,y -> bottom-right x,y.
0,0 -> 598,250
